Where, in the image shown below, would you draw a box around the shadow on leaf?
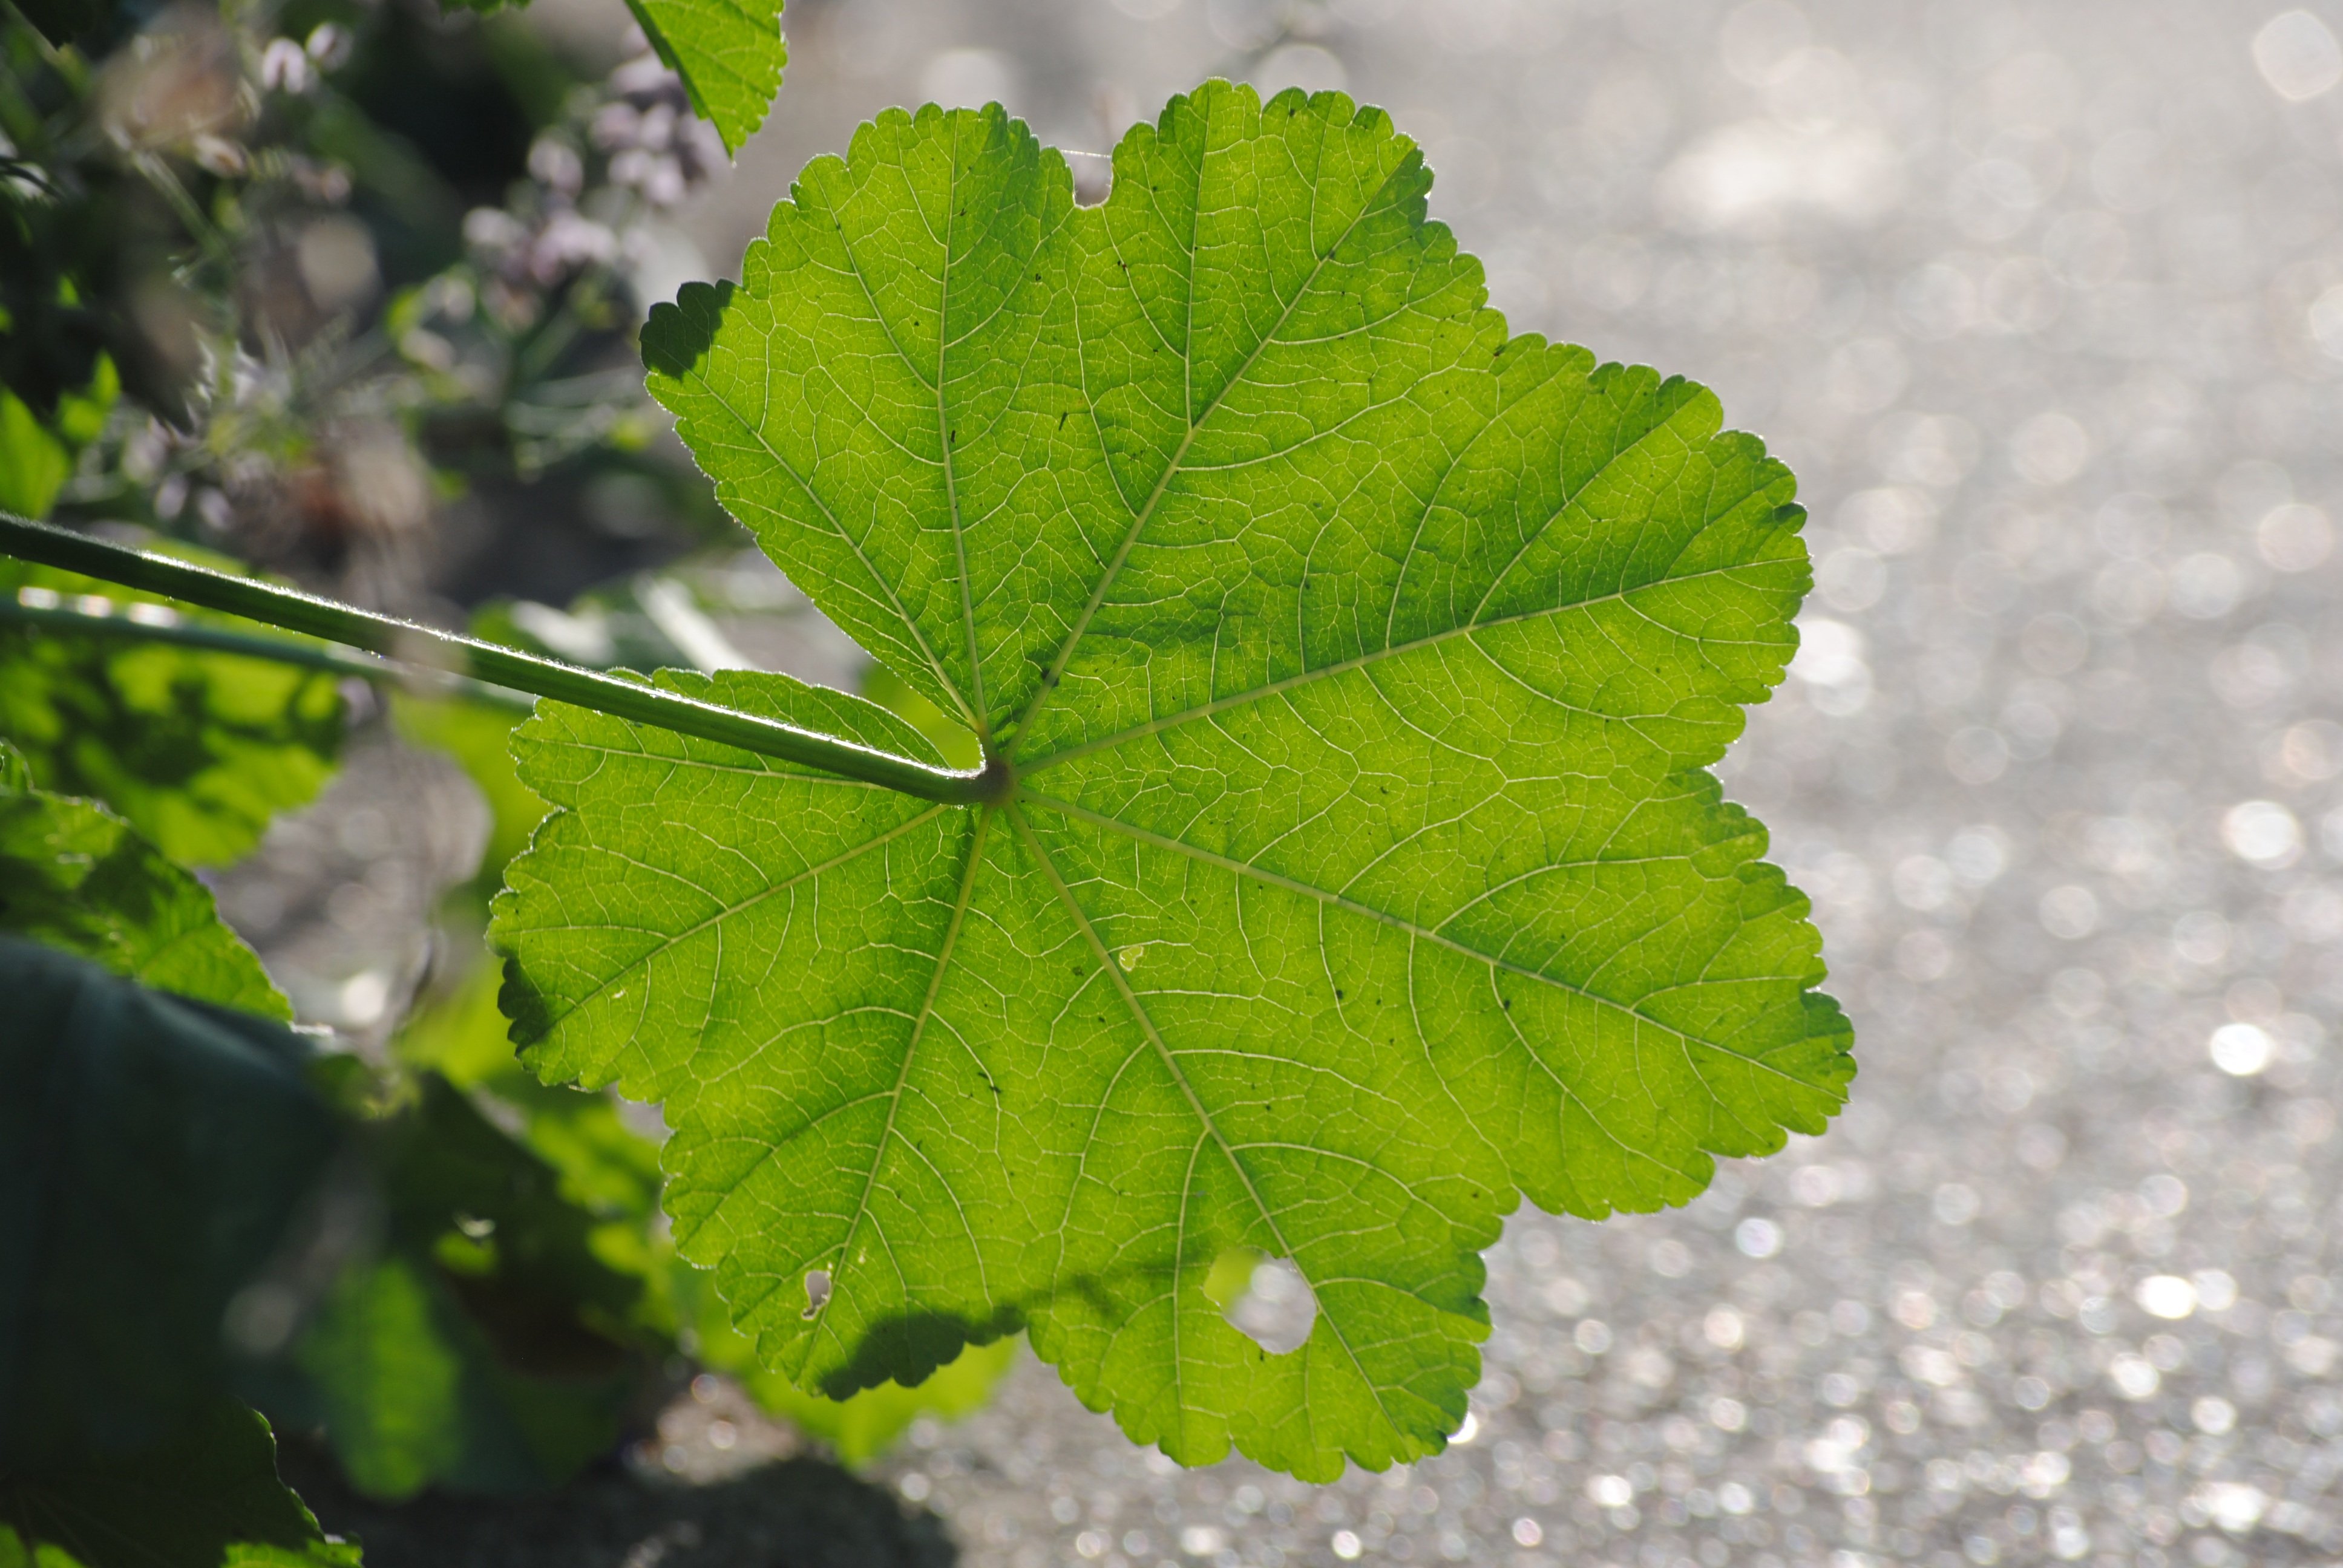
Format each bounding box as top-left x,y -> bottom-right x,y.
640,283 -> 737,381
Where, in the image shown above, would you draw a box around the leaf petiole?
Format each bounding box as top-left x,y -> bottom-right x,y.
0,512 -> 1000,804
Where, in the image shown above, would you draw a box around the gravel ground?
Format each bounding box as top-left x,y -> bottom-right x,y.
249,0 -> 2343,1563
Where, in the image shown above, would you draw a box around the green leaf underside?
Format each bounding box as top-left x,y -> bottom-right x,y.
0,558 -> 344,868
623,0 -> 785,156
494,82 -> 1851,1480
0,743 -> 289,1018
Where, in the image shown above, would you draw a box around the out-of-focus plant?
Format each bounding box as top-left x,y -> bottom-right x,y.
0,555 -> 1018,1563
2,0 -> 753,606
0,0 -> 1015,1556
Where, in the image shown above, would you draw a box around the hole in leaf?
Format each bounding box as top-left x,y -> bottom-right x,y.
1206,1248 -> 1316,1355
802,1269 -> 831,1319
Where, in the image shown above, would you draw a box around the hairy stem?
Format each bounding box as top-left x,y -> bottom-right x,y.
0,513 -> 999,804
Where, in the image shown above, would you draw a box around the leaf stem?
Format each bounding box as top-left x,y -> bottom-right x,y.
0,513 -> 1001,805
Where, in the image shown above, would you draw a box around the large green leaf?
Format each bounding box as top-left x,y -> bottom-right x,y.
0,555 -> 344,867
0,1399 -> 359,1568
493,82 -> 1851,1480
0,741 -> 289,1018
0,941 -> 339,1469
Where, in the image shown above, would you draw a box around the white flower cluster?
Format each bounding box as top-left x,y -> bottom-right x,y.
592,50 -> 728,209
458,45 -> 723,299
464,201 -> 620,290
257,24 -> 351,96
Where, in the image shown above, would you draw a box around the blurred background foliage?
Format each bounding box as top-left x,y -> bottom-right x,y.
0,0 -> 1006,1556
0,0 -> 739,605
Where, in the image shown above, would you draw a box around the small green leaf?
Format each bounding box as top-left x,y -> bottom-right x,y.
0,941 -> 340,1470
290,1255 -> 468,1501
499,83 -> 1851,1480
623,0 -> 786,156
53,357 -> 119,451
0,740 -> 289,1018
0,1399 -> 360,1568
0,552 -> 344,867
0,390 -> 71,521
0,355 -> 117,519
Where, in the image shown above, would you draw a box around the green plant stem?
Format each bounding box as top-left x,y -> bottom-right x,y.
0,598 -> 534,710
0,514 -> 999,804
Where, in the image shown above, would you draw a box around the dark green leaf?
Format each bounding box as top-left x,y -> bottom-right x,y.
0,1399 -> 359,1568
0,941 -> 339,1470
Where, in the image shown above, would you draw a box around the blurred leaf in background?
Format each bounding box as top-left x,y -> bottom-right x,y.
0,940 -> 342,1468
0,553 -> 345,866
695,1315 -> 1018,1468
0,1399 -> 360,1568
0,738 -> 289,1016
0,351 -> 115,520
241,1070 -> 657,1499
